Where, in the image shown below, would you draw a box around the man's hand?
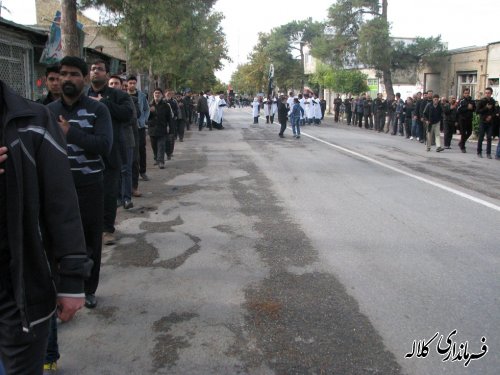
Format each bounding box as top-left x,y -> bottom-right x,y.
89,94 -> 103,101
57,115 -> 70,135
0,146 -> 8,175
57,296 -> 84,322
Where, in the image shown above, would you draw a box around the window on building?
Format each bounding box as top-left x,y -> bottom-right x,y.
457,72 -> 477,98
488,78 -> 499,101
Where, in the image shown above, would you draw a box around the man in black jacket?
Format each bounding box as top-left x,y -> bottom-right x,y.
476,87 -> 496,158
197,90 -> 212,131
277,95 -> 288,137
87,60 -> 133,250
38,65 -> 61,105
423,94 -> 444,152
0,80 -> 91,374
457,87 -> 476,153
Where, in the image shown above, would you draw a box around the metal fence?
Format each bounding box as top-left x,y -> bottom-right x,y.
0,35 -> 32,98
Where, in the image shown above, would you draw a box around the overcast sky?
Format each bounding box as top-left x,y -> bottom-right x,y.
3,0 -> 499,83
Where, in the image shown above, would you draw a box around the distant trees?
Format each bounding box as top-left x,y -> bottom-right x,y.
313,0 -> 446,97
76,0 -> 229,91
309,63 -> 369,95
231,19 -> 324,95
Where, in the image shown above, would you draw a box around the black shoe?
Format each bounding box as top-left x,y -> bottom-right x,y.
85,294 -> 97,309
487,154 -> 492,159
436,147 -> 444,152
461,148 -> 466,153
123,200 -> 133,209
140,173 -> 150,181
167,155 -> 172,160
279,134 -> 284,138
477,153 -> 483,158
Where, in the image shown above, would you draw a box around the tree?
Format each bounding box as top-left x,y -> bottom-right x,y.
315,0 -> 445,98
80,0 -> 229,92
310,63 -> 368,95
231,19 -> 324,95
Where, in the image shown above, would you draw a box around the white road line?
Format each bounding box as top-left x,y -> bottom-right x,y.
300,131 -> 500,213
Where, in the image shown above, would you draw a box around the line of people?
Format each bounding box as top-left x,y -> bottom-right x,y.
252,92 -> 327,127
0,54 -> 230,374
336,88 -> 499,157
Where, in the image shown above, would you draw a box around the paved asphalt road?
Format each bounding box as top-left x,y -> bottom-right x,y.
58,108 -> 499,375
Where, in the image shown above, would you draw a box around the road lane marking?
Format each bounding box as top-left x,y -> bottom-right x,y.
300,131 -> 500,213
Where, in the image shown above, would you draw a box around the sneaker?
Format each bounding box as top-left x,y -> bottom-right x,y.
477,153 -> 483,158
102,232 -> 115,246
410,136 -> 414,140
487,154 -> 492,159
426,147 -> 431,151
436,147 -> 444,152
140,173 -> 150,181
296,135 -> 300,139
158,162 -> 165,169
43,362 -> 57,374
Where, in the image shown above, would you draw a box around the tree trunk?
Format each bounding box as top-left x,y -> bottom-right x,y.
61,0 -> 80,57
382,68 -> 394,98
381,0 -> 388,19
380,0 -> 393,98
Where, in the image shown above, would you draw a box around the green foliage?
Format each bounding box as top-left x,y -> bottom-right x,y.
230,19 -> 324,94
310,64 -> 368,94
472,112 -> 480,136
79,0 -> 229,91
314,0 -> 445,97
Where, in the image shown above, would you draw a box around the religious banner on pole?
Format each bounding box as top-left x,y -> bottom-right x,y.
40,11 -> 84,64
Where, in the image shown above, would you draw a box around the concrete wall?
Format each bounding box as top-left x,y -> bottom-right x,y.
420,46 -> 488,99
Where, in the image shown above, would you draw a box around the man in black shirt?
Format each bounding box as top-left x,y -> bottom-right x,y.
86,60 -> 133,247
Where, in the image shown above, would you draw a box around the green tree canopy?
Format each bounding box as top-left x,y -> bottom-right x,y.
312,0 -> 445,97
80,0 -> 229,92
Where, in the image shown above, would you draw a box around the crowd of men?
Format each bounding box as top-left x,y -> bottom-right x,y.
0,55 -> 227,374
329,88 -> 500,158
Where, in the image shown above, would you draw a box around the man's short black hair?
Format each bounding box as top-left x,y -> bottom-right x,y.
45,64 -> 60,77
433,94 -> 440,99
154,88 -> 163,94
485,87 -> 493,93
92,59 -> 109,73
127,75 -> 137,82
60,56 -> 88,76
109,75 -> 123,84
